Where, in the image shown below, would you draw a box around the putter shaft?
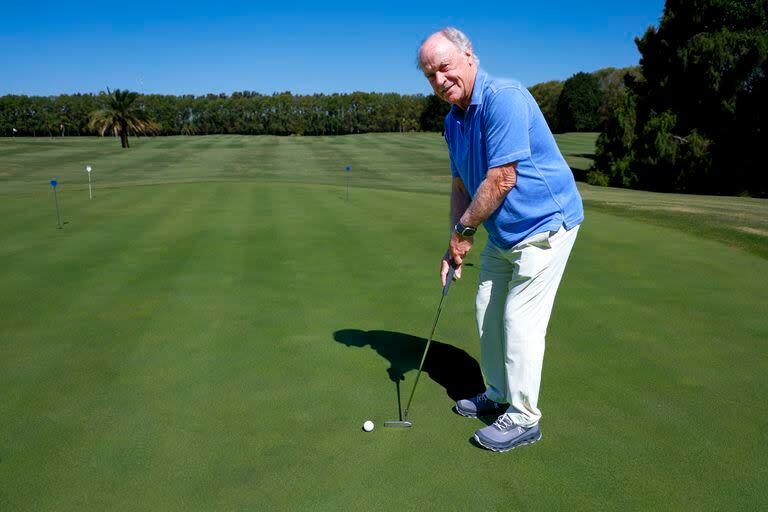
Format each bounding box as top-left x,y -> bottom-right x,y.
401,291 -> 447,419
386,264 -> 455,427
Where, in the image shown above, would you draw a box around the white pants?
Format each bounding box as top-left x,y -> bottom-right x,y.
475,225 -> 579,427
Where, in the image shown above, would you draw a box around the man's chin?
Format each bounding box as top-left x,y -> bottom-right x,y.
444,93 -> 462,106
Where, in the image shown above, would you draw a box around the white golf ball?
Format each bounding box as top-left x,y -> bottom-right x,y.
363,420 -> 374,432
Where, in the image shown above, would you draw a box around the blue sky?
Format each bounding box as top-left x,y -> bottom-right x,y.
0,1 -> 665,97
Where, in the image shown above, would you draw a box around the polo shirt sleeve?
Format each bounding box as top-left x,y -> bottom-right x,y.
483,87 -> 531,169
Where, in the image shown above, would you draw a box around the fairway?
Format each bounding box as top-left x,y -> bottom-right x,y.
1,135 -> 767,510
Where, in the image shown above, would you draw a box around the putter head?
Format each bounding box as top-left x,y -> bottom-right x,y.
384,420 -> 413,428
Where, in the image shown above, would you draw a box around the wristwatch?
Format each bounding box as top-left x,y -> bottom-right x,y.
454,221 -> 477,237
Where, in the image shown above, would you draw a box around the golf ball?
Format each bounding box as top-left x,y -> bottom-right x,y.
363,420 -> 374,432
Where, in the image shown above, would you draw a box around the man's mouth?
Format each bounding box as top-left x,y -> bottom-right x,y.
441,83 -> 455,95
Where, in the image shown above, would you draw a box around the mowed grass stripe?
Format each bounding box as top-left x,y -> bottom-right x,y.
0,138 -> 101,183
545,211 -> 768,508
2,133 -> 561,198
260,183 -> 459,334
1,183 -> 269,508
193,184 -> 475,510
1,184 -> 227,418
2,182 -> 241,389
0,185 -> 191,504
89,183 -> 269,509
0,184 -> 196,331
110,182 -> 290,507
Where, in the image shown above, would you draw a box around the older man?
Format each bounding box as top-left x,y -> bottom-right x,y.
417,28 -> 584,452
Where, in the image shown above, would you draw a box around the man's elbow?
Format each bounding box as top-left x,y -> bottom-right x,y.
491,168 -> 517,196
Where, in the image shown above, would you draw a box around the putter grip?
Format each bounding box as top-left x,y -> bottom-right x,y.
442,263 -> 456,296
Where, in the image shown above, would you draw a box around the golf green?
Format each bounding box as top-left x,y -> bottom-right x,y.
1,135 -> 766,510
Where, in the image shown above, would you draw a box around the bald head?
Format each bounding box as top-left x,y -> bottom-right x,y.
417,28 -> 479,110
417,28 -> 479,71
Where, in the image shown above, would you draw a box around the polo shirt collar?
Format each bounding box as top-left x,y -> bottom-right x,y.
469,68 -> 487,106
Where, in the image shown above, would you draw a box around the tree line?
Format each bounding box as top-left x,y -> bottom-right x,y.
0,91 -> 429,137
0,70 -> 630,140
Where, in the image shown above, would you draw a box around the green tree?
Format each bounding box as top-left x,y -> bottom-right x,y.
591,85 -> 638,187
4,90 -> 456,138
528,80 -> 563,131
419,94 -> 450,132
556,72 -> 603,132
88,89 -> 158,148
628,0 -> 767,195
592,66 -> 641,128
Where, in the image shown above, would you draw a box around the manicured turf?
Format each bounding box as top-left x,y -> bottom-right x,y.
551,131 -> 599,172
580,184 -> 768,259
1,134 -> 766,509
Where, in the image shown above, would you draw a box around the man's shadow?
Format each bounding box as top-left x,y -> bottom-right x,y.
334,329 -> 485,416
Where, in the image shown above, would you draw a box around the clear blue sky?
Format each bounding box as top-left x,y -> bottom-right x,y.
0,0 -> 665,97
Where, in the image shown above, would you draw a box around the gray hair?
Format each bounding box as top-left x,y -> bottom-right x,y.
417,27 -> 480,70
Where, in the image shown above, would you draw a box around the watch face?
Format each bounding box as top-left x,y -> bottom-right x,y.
456,223 -> 475,236
456,222 -> 475,237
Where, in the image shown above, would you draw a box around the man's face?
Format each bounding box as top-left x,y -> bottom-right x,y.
419,34 -> 476,110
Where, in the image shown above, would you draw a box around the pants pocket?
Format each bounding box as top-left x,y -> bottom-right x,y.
518,230 -> 553,250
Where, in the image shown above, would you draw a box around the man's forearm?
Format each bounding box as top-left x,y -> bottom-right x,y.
451,178 -> 472,229
459,164 -> 517,228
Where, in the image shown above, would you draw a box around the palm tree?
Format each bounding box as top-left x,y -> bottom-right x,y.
88,88 -> 158,148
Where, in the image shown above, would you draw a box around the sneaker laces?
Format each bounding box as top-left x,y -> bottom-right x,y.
493,413 -> 516,431
475,393 -> 489,404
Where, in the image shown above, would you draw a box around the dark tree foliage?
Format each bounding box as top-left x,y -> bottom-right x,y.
0,92 -> 426,137
592,66 -> 642,129
419,94 -> 451,132
556,72 -> 604,132
528,80 -> 563,131
592,82 -> 639,188
594,0 -> 768,196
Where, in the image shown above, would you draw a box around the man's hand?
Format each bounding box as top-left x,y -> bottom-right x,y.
441,254 -> 462,287
441,230 -> 473,286
449,231 -> 473,267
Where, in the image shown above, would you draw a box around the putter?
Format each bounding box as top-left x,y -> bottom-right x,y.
384,262 -> 456,428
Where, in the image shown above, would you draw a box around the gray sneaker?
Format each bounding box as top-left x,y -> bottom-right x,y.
455,393 -> 508,418
474,414 -> 542,452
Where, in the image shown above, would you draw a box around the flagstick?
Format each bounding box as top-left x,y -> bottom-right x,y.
346,165 -> 350,200
86,166 -> 93,199
50,179 -> 62,229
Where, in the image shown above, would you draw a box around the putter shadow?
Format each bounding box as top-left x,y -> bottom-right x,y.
333,329 -> 485,406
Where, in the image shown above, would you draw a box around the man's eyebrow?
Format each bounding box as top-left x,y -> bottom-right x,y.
423,57 -> 450,74
427,59 -> 449,70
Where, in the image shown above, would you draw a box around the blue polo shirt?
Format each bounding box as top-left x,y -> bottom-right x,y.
444,69 -> 584,249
